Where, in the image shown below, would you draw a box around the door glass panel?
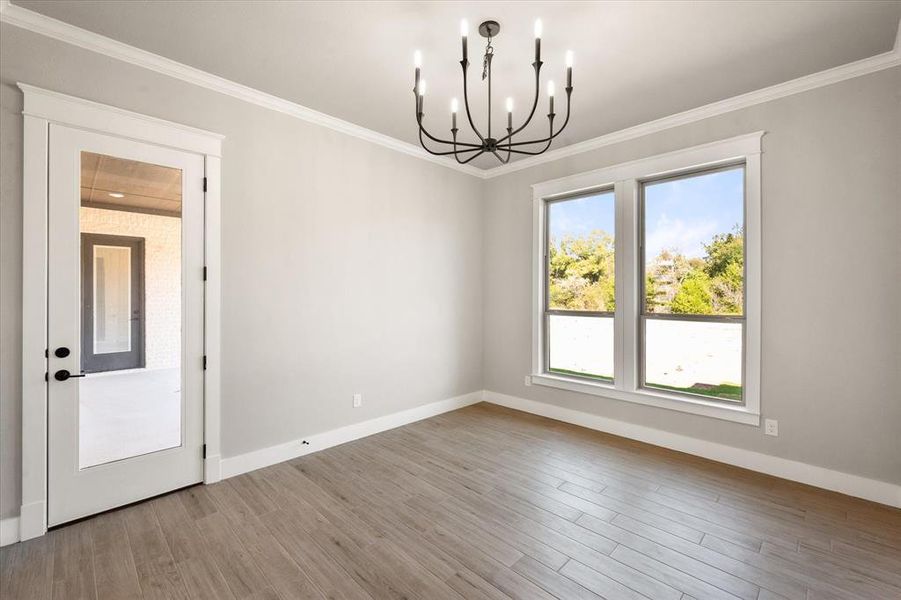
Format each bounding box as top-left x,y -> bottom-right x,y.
79,151 -> 183,468
93,245 -> 132,354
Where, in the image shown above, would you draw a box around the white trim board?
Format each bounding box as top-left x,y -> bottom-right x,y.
1,517 -> 19,547
483,40 -> 901,179
19,83 -> 223,156
1,1 -> 898,180
18,84 -> 223,540
0,0 -> 482,178
529,133 -> 763,426
3,387 -> 480,543
219,391 -> 483,479
483,391 -> 901,509
4,388 -> 896,544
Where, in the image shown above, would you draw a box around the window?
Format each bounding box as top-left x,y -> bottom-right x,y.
531,133 -> 761,425
546,191 -> 615,381
641,166 -> 744,402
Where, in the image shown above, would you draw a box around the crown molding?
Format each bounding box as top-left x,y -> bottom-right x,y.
2,2 -> 898,181
0,0 -> 483,178
481,22 -> 901,179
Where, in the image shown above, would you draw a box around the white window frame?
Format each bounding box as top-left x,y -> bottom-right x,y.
530,132 -> 762,425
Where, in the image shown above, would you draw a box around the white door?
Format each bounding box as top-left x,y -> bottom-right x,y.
47,124 -> 205,526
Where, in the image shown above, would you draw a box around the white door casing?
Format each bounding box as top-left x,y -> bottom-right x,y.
19,84 -> 223,540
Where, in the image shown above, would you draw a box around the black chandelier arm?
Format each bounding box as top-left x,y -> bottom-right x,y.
454,148 -> 487,164
500,114 -> 558,155
490,150 -> 510,164
504,147 -> 556,156
418,119 -> 482,148
451,129 -> 489,163
496,61 -> 542,145
414,93 -> 482,148
460,60 -> 487,143
489,126 -> 514,164
504,90 -> 572,149
417,128 -> 483,156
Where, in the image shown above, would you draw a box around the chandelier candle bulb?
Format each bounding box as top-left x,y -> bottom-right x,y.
548,80 -> 555,114
418,80 -> 426,113
461,20 -> 468,61
566,50 -> 573,87
451,97 -> 458,129
534,19 -> 542,62
413,50 -> 422,91
506,97 -> 513,129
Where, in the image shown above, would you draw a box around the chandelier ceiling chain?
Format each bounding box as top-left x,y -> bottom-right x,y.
413,19 -> 574,165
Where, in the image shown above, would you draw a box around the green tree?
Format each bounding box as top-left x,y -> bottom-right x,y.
548,230 -> 615,311
703,229 -> 743,314
671,270 -> 713,314
645,250 -> 704,314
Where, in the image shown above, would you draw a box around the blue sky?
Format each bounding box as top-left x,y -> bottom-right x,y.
549,167 -> 743,259
548,191 -> 615,242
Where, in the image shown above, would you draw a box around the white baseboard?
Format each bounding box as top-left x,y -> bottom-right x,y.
1,516 -> 20,547
219,391 -> 483,479
204,455 -> 222,484
18,500 -> 46,542
5,388 -> 893,546
483,391 -> 901,509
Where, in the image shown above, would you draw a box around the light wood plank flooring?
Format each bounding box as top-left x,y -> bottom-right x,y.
3,403 -> 900,599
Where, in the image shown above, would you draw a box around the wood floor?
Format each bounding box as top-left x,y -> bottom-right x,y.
3,403 -> 900,600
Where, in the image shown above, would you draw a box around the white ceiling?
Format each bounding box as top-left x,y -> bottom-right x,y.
13,1 -> 901,169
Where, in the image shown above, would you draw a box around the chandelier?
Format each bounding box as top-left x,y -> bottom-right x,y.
413,19 -> 573,165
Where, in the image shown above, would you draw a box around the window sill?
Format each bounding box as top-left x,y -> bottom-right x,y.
529,373 -> 760,426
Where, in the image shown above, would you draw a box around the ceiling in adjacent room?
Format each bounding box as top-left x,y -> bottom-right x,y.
81,152 -> 183,217
11,1 -> 901,170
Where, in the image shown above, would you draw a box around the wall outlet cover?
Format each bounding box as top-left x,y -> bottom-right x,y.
764,419 -> 778,436
353,393 -> 362,408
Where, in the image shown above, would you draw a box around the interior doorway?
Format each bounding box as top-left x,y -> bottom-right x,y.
18,83 -> 222,542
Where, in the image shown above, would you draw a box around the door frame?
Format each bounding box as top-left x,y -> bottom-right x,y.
80,233 -> 147,373
19,83 -> 224,541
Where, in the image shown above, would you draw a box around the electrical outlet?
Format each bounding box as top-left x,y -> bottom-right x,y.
764,419 -> 778,436
524,375 -> 532,386
353,393 -> 362,408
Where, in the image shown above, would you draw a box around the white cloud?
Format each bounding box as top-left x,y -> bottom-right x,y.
646,212 -> 718,259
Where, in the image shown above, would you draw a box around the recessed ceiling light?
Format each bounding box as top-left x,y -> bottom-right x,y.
108,192 -> 125,198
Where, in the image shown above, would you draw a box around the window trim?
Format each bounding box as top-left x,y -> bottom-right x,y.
530,132 -> 762,426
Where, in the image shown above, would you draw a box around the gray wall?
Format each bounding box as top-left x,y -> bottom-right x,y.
0,25 -> 484,519
1,23 -> 899,522
483,66 -> 901,485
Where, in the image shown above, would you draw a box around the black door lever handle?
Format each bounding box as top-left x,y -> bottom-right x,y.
54,369 -> 86,381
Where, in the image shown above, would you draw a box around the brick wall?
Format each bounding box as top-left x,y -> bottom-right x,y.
80,207 -> 181,369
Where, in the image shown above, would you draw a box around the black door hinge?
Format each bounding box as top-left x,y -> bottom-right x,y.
202,266 -> 207,281
202,177 -> 208,192
45,372 -> 49,382
202,444 -> 207,459
203,355 -> 208,370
